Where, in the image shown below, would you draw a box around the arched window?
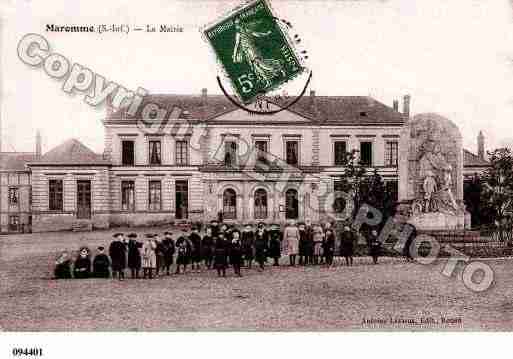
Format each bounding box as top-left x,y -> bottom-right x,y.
223,188 -> 237,219
285,188 -> 299,219
254,189 -> 268,219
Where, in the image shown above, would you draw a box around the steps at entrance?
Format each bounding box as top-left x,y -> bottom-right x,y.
72,220 -> 93,232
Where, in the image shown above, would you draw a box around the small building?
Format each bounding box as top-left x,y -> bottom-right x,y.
0,131 -> 41,233
27,139 -> 111,232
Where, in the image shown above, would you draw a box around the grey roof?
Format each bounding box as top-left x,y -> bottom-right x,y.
29,138 -> 110,165
107,93 -> 407,125
0,152 -> 38,171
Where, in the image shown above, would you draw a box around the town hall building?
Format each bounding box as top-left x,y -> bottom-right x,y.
0,90 -> 489,233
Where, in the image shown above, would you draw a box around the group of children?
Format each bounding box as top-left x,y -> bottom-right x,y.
54,219 -> 383,280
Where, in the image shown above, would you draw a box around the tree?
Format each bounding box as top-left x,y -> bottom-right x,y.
333,150 -> 398,231
480,148 -> 513,241
338,149 -> 367,218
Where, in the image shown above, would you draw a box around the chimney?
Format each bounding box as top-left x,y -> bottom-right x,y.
201,88 -> 207,105
393,99 -> 399,111
106,93 -> 113,117
310,90 -> 319,116
478,130 -> 485,160
403,94 -> 411,118
36,129 -> 42,158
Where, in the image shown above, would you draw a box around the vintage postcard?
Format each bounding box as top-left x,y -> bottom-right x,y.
2,0 -> 513,349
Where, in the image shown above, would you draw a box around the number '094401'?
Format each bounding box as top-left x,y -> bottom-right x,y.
12,348 -> 43,357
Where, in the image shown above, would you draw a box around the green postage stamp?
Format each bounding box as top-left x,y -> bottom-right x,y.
203,0 -> 305,104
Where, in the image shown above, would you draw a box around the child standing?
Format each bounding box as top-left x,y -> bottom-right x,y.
109,233 -> 127,281
189,226 -> 202,272
312,225 -> 324,265
127,233 -> 142,279
142,234 -> 157,279
201,227 -> 214,269
323,228 -> 335,266
214,232 -> 229,277
254,223 -> 268,271
230,230 -> 243,277
163,232 -> 175,275
241,224 -> 255,268
175,234 -> 192,274
368,229 -> 381,264
283,221 -> 299,266
268,223 -> 282,266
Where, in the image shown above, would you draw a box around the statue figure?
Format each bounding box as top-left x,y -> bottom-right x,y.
416,138 -> 462,215
418,141 -> 446,212
434,166 -> 460,214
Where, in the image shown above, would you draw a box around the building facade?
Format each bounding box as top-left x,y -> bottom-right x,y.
0,90 -> 490,233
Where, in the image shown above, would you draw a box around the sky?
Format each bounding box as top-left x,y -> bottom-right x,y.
1,0 -> 513,154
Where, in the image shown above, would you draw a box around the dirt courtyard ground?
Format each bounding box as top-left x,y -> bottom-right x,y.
1,227 -> 513,331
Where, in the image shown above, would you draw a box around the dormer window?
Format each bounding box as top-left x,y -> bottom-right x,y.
360,111 -> 367,117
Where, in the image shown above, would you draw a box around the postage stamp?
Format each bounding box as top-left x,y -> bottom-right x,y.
202,0 -> 305,104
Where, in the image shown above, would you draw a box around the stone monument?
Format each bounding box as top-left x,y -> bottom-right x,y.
398,113 -> 468,230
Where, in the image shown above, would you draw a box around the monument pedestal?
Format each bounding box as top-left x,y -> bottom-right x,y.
407,212 -> 465,231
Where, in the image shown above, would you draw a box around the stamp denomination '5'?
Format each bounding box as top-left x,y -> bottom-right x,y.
203,0 -> 304,104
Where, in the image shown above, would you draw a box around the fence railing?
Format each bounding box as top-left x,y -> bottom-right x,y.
478,223 -> 513,243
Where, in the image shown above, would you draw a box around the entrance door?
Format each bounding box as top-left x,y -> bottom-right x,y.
285,188 -> 299,219
175,180 -> 188,219
77,180 -> 91,219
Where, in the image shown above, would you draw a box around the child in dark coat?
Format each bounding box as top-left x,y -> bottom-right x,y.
268,223 -> 282,266
93,246 -> 111,278
368,229 -> 381,264
189,227 -> 202,271
230,230 -> 243,277
175,235 -> 192,274
305,220 -> 314,265
254,223 -> 268,271
109,233 -> 127,280
155,238 -> 167,276
323,229 -> 335,266
127,233 -> 142,279
201,227 -> 214,269
298,222 -> 307,265
340,226 -> 356,266
163,232 -> 175,275
241,224 -> 255,268
73,247 -> 91,279
214,233 -> 229,277
54,251 -> 72,279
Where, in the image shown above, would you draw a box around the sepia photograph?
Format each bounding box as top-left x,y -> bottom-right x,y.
2,0 -> 513,353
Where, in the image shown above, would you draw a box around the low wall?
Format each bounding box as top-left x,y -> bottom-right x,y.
32,213 -> 110,232
109,212 -> 176,228
32,213 -> 76,232
418,230 -> 481,243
